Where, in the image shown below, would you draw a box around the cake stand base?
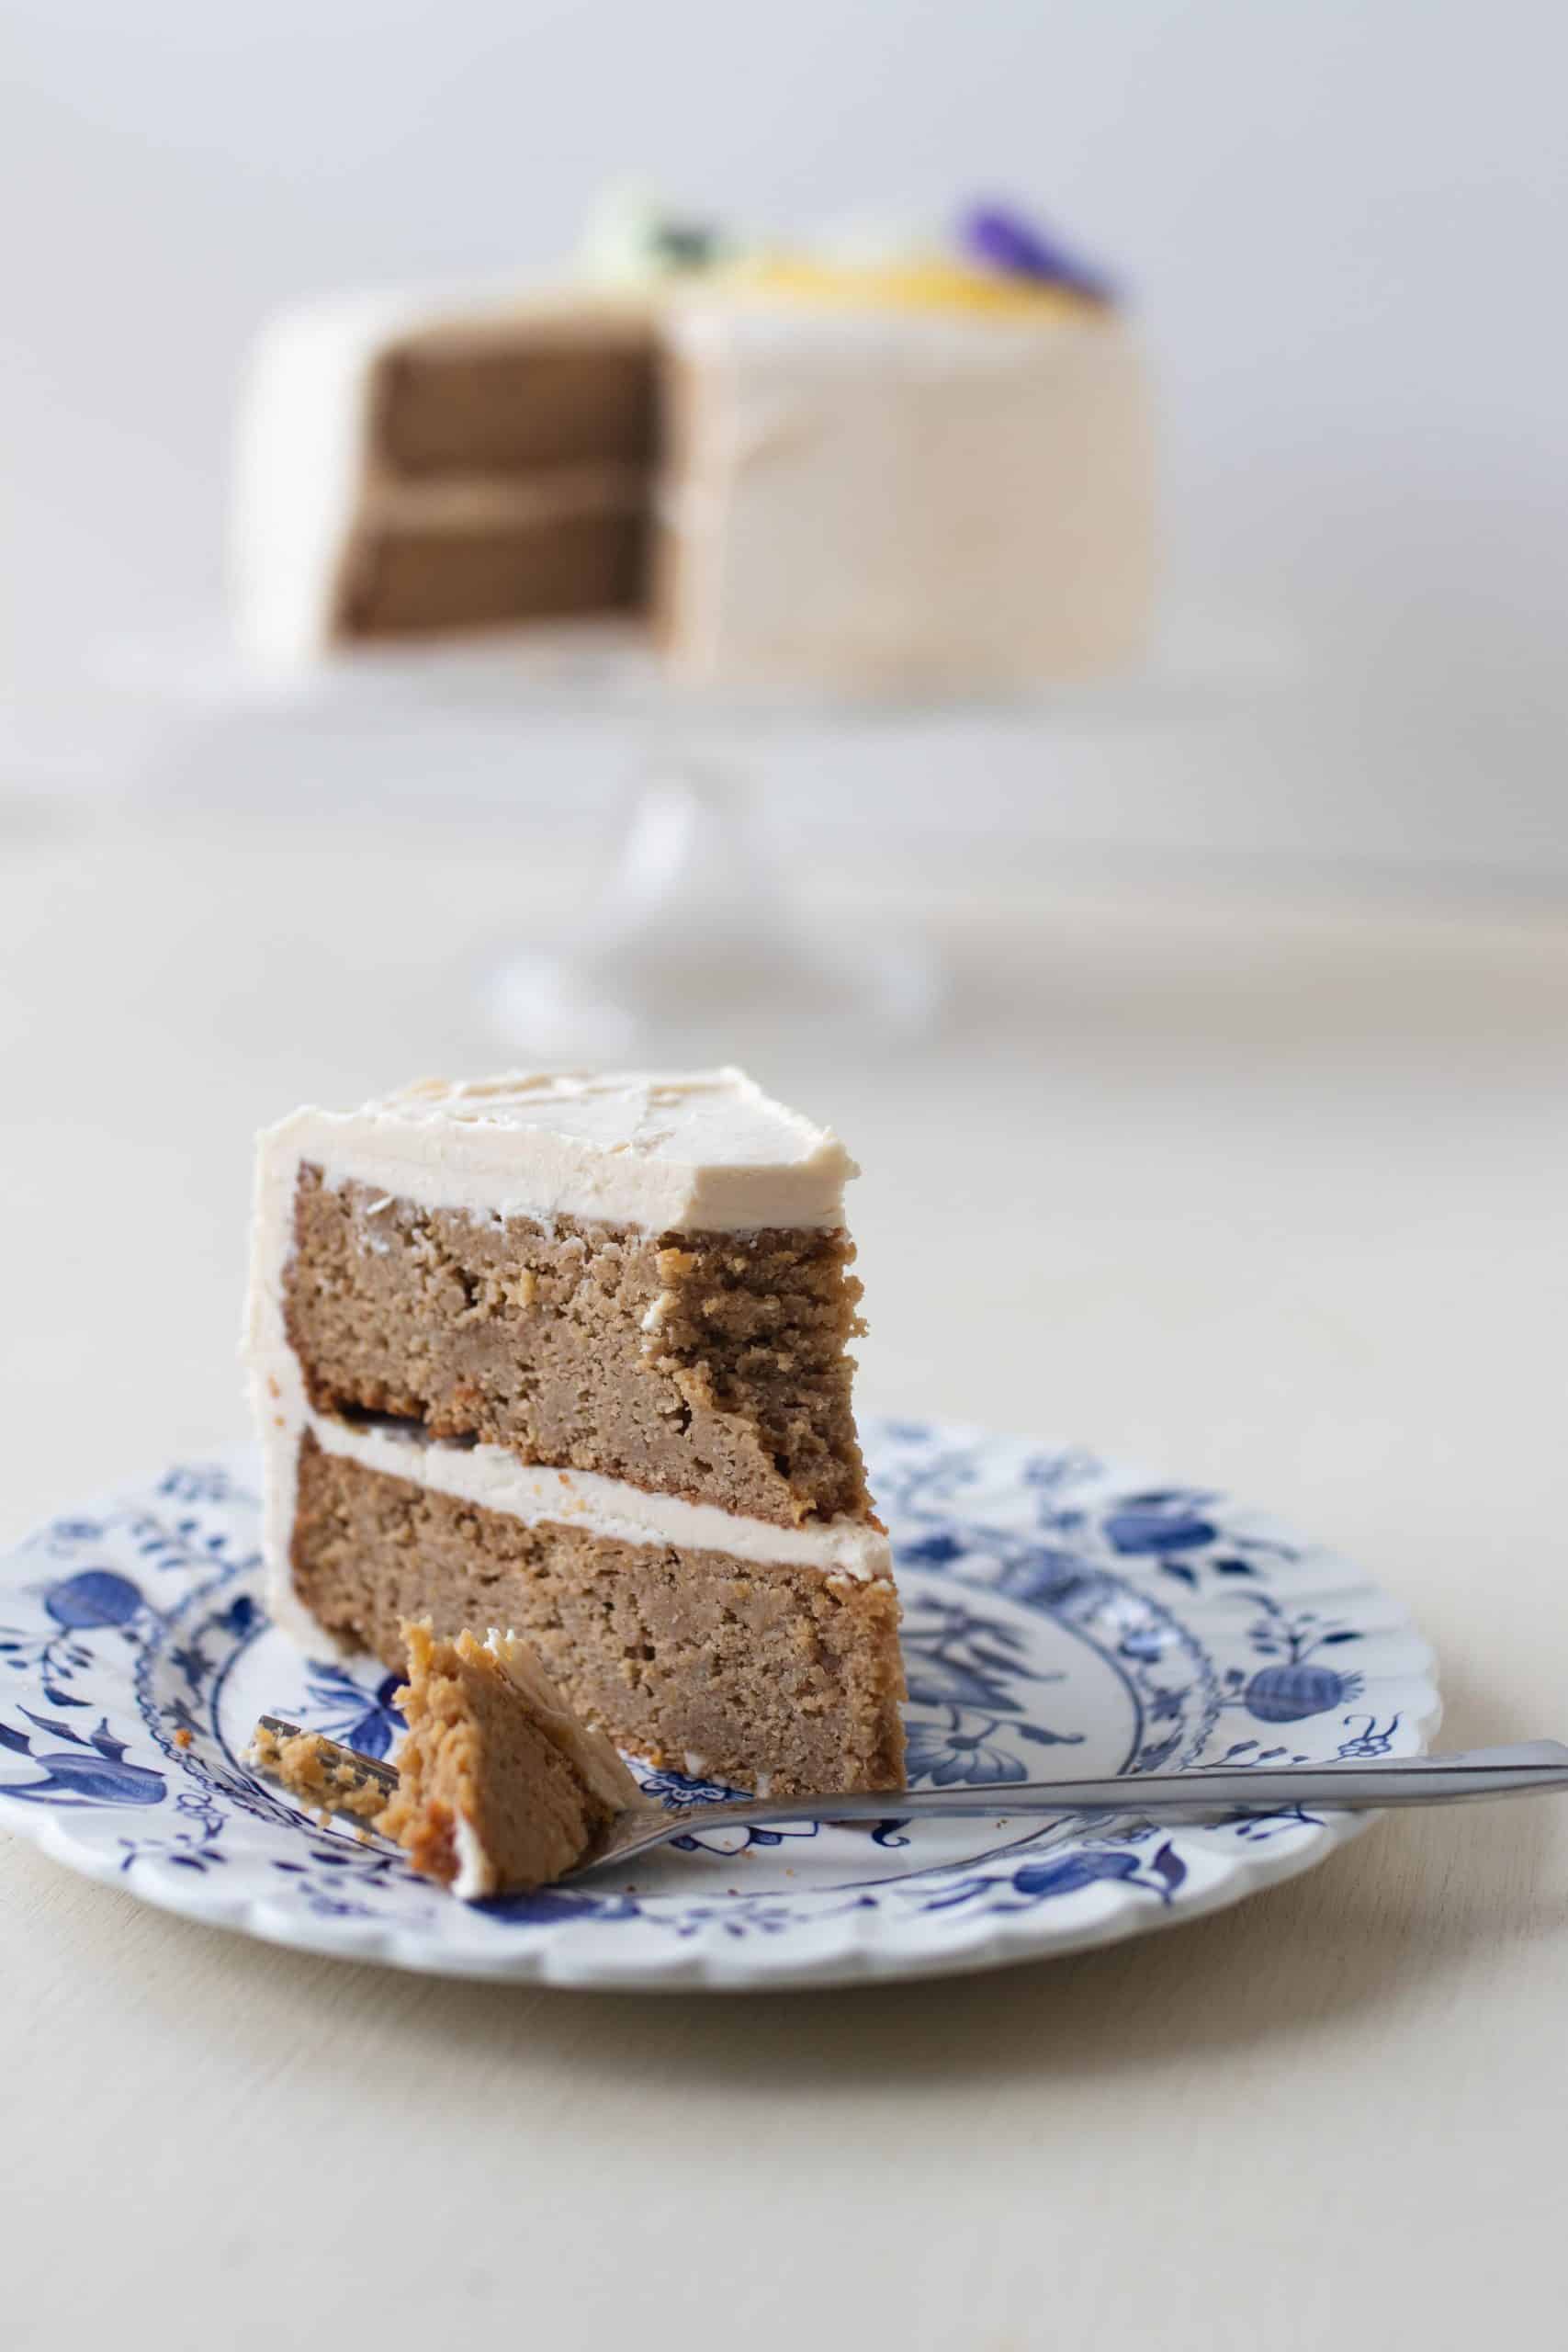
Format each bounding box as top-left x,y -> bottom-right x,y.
483,763 -> 941,1060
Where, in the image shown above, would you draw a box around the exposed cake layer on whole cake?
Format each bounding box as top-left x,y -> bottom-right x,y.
231,286 -> 660,666
244,1067 -> 905,1797
378,1621 -> 641,1897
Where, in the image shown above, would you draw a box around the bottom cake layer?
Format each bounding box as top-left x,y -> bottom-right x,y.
290,1435 -> 907,1798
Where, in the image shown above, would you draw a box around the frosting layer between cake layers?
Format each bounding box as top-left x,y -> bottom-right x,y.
245,1066 -> 889,1657
305,1410 -> 889,1582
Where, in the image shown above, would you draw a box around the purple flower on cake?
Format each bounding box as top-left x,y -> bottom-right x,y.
958,201 -> 1116,304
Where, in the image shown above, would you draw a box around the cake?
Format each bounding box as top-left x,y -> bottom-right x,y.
243,1068 -> 906,1796
377,1621 -> 642,1896
247,1622 -> 642,1894
232,197 -> 1154,692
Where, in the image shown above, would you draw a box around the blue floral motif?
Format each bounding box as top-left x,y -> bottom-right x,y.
902,1595 -> 1074,1714
919,1837 -> 1188,1915
1021,1474 -> 1302,1590
904,1710 -> 1072,1787
621,1761 -> 827,1858
1336,1713 -> 1402,1758
296,1659 -> 407,1760
1220,1592 -> 1365,1724
118,1790 -> 227,1872
897,1592 -> 1088,1788
0,1566 -> 153,1710
43,1569 -> 146,1629
0,1707 -> 165,1808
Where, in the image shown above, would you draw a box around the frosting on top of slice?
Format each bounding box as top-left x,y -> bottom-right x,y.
258,1067 -> 857,1233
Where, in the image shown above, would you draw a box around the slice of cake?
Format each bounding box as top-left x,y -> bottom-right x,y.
244,1069 -> 906,1796
376,1620 -> 642,1897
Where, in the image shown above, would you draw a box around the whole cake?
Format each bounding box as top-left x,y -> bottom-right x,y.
232,197 -> 1154,692
244,1069 -> 906,1796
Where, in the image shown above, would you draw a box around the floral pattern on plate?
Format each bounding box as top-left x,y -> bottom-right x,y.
0,1422 -> 1439,1989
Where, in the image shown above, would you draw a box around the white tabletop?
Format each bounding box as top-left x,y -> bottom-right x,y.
4,793 -> 1565,2351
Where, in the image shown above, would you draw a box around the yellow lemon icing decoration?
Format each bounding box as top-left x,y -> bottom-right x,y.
721,253 -> 1097,321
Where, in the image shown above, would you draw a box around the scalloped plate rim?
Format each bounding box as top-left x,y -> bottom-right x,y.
0,1423 -> 1443,1992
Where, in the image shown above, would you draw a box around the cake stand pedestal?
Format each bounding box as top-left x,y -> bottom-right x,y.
94,623 -> 946,1058
483,747 -> 941,1060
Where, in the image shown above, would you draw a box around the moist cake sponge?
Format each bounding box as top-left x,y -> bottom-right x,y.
244,1069 -> 907,1797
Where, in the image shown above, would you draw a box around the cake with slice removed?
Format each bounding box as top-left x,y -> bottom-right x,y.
243,1069 -> 906,1796
231,195 -> 1154,691
378,1621 -> 643,1897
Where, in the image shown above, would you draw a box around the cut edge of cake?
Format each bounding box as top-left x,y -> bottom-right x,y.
231,281 -> 660,671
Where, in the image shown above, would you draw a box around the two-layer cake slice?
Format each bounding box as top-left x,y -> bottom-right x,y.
244,1069 -> 905,1796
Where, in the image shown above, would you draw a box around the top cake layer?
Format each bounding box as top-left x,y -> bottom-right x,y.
256,1068 -> 857,1235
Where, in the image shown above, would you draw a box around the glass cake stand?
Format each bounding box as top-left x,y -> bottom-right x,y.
93,613 -> 1299,1060
94,621 -> 951,1059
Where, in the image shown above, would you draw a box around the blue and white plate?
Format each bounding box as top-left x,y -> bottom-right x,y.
0,1421 -> 1439,1991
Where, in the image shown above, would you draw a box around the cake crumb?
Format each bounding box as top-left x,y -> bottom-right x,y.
247,1721 -> 388,1825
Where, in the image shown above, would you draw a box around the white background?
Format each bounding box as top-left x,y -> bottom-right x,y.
6,0 -> 1566,878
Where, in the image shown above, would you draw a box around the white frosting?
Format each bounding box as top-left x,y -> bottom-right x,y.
243,1067 -> 882,1655
231,288 -> 419,673
307,1408 -> 890,1579
449,1810 -> 492,1903
254,1068 -> 855,1234
660,302 -> 1154,692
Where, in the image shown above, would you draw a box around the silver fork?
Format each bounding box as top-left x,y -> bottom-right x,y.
250,1724 -> 1568,1882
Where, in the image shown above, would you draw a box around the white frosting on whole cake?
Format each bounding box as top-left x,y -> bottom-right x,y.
243,1067 -> 885,1656
660,301 -> 1154,692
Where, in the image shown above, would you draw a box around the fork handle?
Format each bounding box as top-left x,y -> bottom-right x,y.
669,1743 -> 1568,1834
